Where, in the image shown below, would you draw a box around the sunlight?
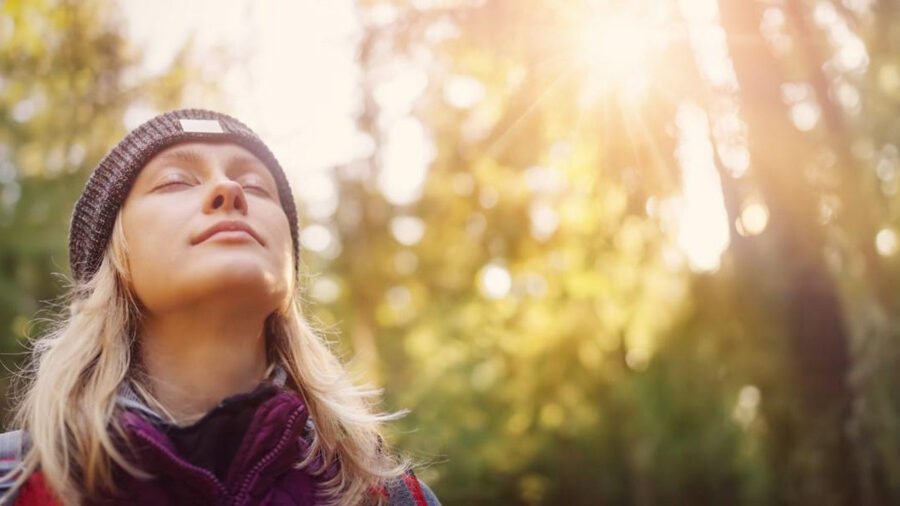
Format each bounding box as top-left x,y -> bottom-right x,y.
673,102 -> 731,272
300,224 -> 333,253
390,215 -> 427,246
876,228 -> 899,256
576,15 -> 651,84
479,261 -> 512,299
310,275 -> 341,303
121,0 -> 364,206
737,201 -> 769,236
574,10 -> 659,101
566,3 -> 732,272
378,117 -> 436,205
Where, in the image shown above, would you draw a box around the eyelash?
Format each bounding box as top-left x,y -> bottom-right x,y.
157,180 -> 190,189
244,184 -> 270,195
156,179 -> 270,196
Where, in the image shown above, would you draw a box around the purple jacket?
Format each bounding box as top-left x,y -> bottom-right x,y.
99,389 -> 319,505
0,366 -> 439,506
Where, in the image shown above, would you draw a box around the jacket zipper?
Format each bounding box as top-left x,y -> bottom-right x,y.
133,427 -> 228,501
231,407 -> 306,505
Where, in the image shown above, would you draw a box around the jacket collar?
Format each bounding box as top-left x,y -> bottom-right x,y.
115,364 -> 289,425
113,364 -> 316,500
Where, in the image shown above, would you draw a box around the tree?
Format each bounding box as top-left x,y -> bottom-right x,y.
313,0 -> 900,503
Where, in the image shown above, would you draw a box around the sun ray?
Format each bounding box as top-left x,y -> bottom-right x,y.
618,98 -> 646,171
628,102 -> 679,193
485,64 -> 577,158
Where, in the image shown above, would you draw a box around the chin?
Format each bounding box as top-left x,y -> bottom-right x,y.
133,258 -> 290,314
207,264 -> 278,287
187,255 -> 286,290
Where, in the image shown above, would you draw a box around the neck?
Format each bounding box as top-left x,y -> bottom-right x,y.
138,302 -> 270,425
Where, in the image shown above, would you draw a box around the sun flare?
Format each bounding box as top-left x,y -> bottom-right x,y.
566,3 -> 733,272
576,15 -> 654,85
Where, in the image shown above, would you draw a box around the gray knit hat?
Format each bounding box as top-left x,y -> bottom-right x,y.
68,108 -> 300,284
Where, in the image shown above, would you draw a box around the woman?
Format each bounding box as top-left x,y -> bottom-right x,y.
0,109 -> 439,506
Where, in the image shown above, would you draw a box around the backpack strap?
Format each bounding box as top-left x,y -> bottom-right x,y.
0,430 -> 22,463
0,430 -> 24,504
385,469 -> 441,506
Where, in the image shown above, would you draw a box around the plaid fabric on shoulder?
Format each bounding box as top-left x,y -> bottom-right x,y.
0,430 -> 24,506
385,470 -> 441,506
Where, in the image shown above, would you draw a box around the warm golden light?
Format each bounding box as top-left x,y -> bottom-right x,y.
570,5 -> 670,103
576,15 -> 653,86
737,201 -> 770,236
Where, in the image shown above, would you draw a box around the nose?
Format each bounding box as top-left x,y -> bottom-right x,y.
203,179 -> 248,215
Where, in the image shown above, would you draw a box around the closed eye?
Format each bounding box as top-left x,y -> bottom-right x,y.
155,180 -> 192,190
241,182 -> 272,197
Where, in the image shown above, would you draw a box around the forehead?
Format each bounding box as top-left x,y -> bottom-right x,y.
143,141 -> 266,170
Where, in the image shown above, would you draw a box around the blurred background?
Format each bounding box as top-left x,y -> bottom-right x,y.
1,0 -> 899,504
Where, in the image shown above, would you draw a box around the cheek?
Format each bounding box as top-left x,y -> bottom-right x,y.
256,206 -> 295,282
121,204 -> 182,285
271,213 -> 295,270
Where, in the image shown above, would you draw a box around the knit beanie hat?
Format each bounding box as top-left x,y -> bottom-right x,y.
68,108 -> 300,284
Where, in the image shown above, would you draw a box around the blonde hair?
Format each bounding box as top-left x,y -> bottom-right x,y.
1,212 -> 406,505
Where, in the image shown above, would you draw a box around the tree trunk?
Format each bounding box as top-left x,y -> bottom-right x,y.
718,1 -> 860,504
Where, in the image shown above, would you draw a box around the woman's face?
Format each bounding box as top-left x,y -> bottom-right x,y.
121,141 -> 294,315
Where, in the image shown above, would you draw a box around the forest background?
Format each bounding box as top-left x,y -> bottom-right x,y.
2,0 -> 899,504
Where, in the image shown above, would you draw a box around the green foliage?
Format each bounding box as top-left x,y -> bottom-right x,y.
314,0 -> 900,504
3,0 -> 900,505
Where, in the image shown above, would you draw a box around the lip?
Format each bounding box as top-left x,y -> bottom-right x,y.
192,220 -> 265,246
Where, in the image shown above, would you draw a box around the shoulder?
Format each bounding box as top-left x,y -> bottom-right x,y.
0,430 -> 24,477
384,470 -> 440,506
0,430 -> 25,504
0,430 -> 24,461
300,419 -> 439,506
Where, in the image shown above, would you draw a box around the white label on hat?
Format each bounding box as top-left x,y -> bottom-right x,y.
179,119 -> 224,133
